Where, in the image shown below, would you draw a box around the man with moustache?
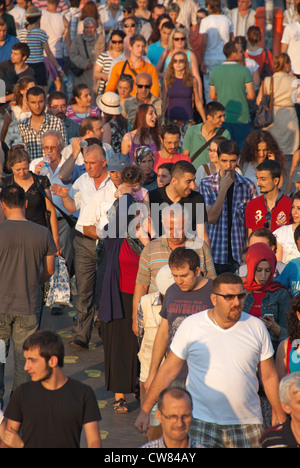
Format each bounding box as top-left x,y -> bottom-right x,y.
135,273 -> 286,448
47,91 -> 79,142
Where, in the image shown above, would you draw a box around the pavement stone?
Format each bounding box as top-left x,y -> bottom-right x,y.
3,303 -> 146,449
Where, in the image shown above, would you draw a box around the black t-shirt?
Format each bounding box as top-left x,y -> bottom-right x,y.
4,378 -> 102,448
0,60 -> 35,96
149,186 -> 208,237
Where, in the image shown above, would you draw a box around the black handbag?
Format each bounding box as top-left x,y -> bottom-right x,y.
254,77 -> 274,129
66,38 -> 89,77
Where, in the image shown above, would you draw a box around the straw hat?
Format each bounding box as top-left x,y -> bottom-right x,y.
96,92 -> 122,115
26,6 -> 42,17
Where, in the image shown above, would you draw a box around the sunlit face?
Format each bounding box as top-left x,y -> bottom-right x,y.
173,172 -> 196,198
208,142 -> 219,164
257,141 -> 268,163
136,77 -> 152,101
211,283 -> 245,325
162,132 -> 179,156
83,21 -> 96,37
256,170 -> 278,194
163,215 -> 186,244
19,81 -> 36,100
173,53 -> 186,72
11,48 -> 25,65
281,386 -> 300,426
137,0 -> 148,9
12,160 -> 29,180
173,33 -> 186,50
218,153 -> 238,177
84,150 -> 107,179
90,120 -> 104,140
27,93 -> 46,116
145,106 -> 157,127
109,170 -> 122,187
0,25 -> 7,42
123,19 -> 137,35
291,199 -> 300,224
76,88 -> 91,108
156,394 -> 192,444
43,134 -> 61,164
117,80 -> 132,99
139,154 -> 154,176
170,262 -> 201,292
209,111 -> 225,128
160,25 -> 172,43
157,167 -> 172,187
111,34 -> 124,52
49,98 -> 67,119
255,260 -> 272,286
130,40 -> 145,58
24,347 -> 53,383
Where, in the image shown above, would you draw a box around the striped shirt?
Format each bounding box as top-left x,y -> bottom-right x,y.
18,28 -> 48,64
136,237 -> 216,293
96,51 -> 115,95
18,113 -> 68,160
33,0 -> 69,12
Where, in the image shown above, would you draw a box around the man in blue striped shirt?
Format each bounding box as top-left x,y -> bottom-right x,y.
200,139 -> 257,275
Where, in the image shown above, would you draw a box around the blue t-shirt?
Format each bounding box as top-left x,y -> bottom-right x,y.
0,34 -> 19,62
147,41 -> 165,66
277,258 -> 300,297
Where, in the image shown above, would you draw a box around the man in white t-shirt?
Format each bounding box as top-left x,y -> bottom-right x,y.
199,0 -> 233,103
135,273 -> 286,448
281,2 -> 300,77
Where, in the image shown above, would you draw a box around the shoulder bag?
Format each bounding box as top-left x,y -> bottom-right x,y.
253,76 -> 274,129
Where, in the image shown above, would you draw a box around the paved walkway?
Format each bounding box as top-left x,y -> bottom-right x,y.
3,303 -> 146,449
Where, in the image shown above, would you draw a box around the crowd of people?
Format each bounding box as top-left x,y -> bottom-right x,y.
0,0 -> 299,450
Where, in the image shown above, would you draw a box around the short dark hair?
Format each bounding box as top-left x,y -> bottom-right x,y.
161,20 -> 175,31
223,41 -> 237,59
171,160 -> 196,178
48,90 -> 67,106
23,330 -> 65,368
212,273 -> 243,293
256,159 -> 281,180
111,29 -> 126,41
79,116 -> 100,137
217,139 -> 240,158
26,86 -> 45,99
12,42 -> 30,59
169,247 -> 201,273
158,162 -> 174,173
130,34 -> 146,46
0,185 -> 26,209
205,101 -> 225,117
161,122 -> 180,139
249,227 -> 277,253
157,387 -> 193,412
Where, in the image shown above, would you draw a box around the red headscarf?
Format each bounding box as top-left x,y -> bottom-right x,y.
243,242 -> 284,292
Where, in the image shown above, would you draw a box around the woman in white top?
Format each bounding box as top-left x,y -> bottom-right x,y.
274,192 -> 300,264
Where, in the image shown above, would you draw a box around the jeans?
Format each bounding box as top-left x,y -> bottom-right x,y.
0,313 -> 40,406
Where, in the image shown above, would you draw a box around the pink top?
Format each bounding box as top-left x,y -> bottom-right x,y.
153,152 -> 191,173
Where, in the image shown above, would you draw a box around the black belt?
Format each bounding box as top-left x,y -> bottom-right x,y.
74,229 -> 96,241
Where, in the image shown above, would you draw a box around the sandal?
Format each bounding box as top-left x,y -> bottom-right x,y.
113,398 -> 128,414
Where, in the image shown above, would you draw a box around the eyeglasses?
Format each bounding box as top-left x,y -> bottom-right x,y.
214,292 -> 246,301
124,23 -> 135,28
160,410 -> 192,424
173,59 -> 185,64
174,36 -> 185,41
111,40 -> 123,44
137,84 -> 151,89
123,8 -> 132,13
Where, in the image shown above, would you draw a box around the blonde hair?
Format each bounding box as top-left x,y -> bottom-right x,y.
165,51 -> 194,89
168,27 -> 191,51
273,52 -> 291,73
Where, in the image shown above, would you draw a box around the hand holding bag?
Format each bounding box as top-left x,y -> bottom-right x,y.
254,76 -> 274,129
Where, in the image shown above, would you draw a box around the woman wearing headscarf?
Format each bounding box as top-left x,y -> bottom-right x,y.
243,242 -> 290,352
134,146 -> 158,192
69,16 -> 105,104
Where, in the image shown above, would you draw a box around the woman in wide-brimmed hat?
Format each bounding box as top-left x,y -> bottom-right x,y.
97,92 -> 129,153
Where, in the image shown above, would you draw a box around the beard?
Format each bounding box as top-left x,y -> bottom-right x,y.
36,364 -> 53,383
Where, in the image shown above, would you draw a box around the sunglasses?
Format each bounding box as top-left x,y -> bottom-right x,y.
173,58 -> 185,63
174,36 -> 185,41
124,23 -> 135,27
214,292 -> 246,301
137,84 -> 151,89
111,40 -> 123,44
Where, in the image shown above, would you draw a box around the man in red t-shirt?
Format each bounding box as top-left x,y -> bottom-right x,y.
153,123 -> 190,173
245,160 -> 292,235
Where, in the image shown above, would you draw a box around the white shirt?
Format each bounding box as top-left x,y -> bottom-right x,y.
171,310 -> 274,425
76,178 -> 116,234
281,22 -> 300,74
61,142 -> 114,166
41,10 -> 65,59
273,224 -> 300,264
200,14 -> 233,62
10,6 -> 26,31
70,174 -> 114,233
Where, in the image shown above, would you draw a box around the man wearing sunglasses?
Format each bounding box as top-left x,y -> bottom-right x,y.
135,272 -> 286,448
123,72 -> 163,126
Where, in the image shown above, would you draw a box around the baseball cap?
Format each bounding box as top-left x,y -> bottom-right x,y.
107,153 -> 130,172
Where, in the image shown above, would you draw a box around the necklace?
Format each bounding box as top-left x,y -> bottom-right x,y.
211,308 -> 221,328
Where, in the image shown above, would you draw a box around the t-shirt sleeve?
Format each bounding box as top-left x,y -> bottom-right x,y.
135,245 -> 150,286
82,385 -> 102,424
169,316 -> 190,361
4,385 -> 23,423
46,229 -> 59,256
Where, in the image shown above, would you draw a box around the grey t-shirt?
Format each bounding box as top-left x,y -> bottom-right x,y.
0,220 -> 57,315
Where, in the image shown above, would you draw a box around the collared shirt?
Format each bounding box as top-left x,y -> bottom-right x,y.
18,113 -> 68,160
75,178 -> 116,235
69,173 -> 114,233
141,436 -> 204,448
105,58 -> 160,98
200,171 -> 257,264
136,236 -> 216,293
123,94 -> 163,126
245,192 -> 292,233
0,34 -> 19,62
260,417 -> 300,448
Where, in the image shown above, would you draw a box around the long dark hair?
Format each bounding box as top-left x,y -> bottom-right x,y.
132,103 -> 161,149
